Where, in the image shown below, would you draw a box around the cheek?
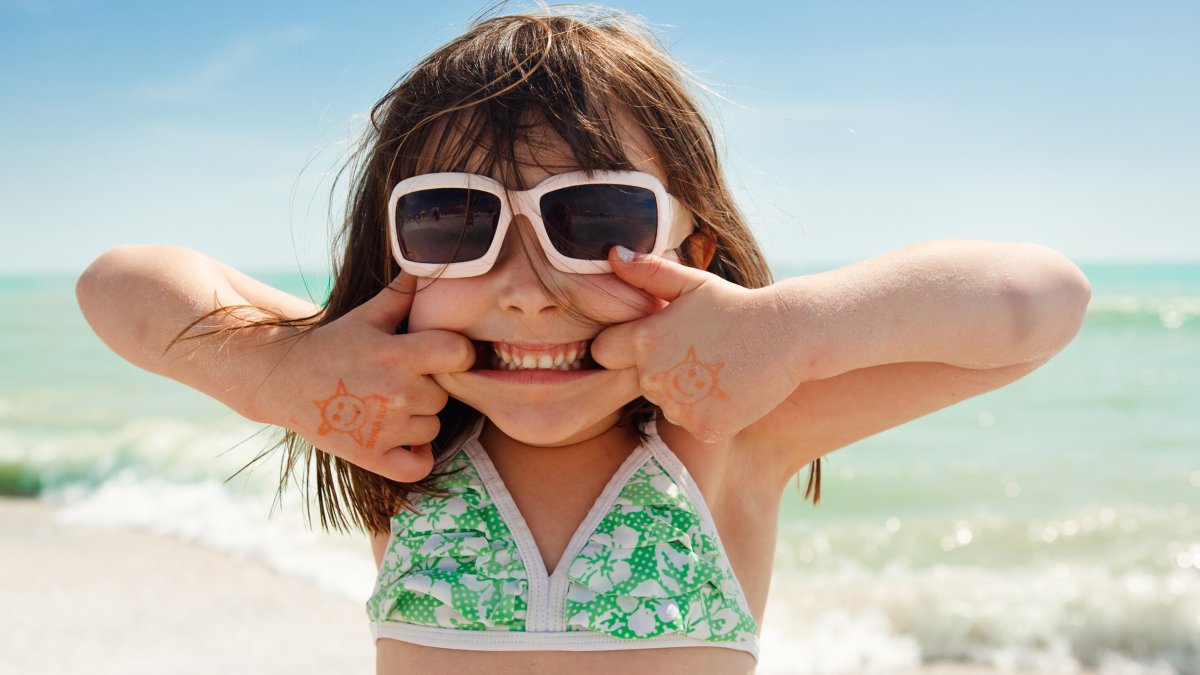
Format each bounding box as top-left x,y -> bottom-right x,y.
566,275 -> 662,325
406,280 -> 477,332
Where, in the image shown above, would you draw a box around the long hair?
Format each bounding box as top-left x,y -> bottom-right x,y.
174,5 -> 821,534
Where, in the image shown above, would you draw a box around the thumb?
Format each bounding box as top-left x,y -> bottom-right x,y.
589,320 -> 638,371
609,245 -> 710,302
356,272 -> 418,330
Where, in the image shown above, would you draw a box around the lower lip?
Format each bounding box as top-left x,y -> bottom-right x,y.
468,368 -> 605,384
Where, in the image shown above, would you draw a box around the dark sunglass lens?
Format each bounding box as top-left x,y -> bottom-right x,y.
540,185 -> 658,260
395,189 -> 501,264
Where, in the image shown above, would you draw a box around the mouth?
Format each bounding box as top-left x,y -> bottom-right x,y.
471,339 -> 600,371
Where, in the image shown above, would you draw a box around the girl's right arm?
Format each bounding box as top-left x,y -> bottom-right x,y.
76,245 -> 319,417
76,244 -> 475,482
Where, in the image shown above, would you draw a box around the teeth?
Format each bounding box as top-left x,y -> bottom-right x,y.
490,340 -> 589,371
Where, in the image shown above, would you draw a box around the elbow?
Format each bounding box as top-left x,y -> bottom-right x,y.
76,245 -> 171,353
77,246 -> 145,323
1035,243 -> 1091,333
1007,243 -> 1091,361
76,247 -> 121,325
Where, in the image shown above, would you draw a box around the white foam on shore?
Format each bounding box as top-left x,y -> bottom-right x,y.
52,473 -> 376,604
760,562 -> 1198,675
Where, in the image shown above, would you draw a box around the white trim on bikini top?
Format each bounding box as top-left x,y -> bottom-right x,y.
370,416 -> 760,661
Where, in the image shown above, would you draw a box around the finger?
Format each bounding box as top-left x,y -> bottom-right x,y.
375,411 -> 441,481
403,378 -> 451,415
356,272 -> 418,330
589,321 -> 638,371
377,442 -> 435,483
400,330 -> 476,374
609,246 -> 711,302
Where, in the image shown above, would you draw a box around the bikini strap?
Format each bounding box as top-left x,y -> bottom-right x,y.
641,414 -> 660,439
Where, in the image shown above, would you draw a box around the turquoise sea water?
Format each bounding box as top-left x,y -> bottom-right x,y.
1,262 -> 1197,674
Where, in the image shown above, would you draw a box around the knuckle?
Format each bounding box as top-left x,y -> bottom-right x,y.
428,387 -> 449,411
644,255 -> 667,275
382,345 -> 413,370
390,389 -> 412,411
629,322 -> 654,357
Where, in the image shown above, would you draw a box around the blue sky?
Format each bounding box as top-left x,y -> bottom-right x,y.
2,0 -> 1197,274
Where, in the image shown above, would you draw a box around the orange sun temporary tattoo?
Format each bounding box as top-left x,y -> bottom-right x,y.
314,379 -> 389,449
644,347 -> 728,424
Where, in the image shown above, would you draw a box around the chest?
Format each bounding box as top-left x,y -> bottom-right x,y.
498,427 -> 782,625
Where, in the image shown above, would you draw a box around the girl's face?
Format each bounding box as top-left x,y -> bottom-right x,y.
406,116 -> 683,447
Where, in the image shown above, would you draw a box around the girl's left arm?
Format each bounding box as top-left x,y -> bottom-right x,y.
744,239 -> 1090,483
775,239 -> 1091,376
592,239 -> 1090,483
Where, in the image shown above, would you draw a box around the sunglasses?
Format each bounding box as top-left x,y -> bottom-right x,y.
386,170 -> 694,278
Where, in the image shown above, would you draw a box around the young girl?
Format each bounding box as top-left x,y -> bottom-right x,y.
76,7 -> 1090,674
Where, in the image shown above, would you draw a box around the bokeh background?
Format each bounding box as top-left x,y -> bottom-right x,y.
2,1 -> 1196,673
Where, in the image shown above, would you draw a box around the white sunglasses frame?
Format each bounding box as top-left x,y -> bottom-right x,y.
386,170 -> 694,278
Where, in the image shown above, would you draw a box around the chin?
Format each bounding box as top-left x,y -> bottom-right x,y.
469,399 -> 622,447
492,411 -> 608,446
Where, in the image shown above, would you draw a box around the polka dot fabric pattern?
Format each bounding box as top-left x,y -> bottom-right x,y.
366,448 -> 530,630
563,458 -> 758,642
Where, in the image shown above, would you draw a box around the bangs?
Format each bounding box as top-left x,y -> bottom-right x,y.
403,96 -> 638,190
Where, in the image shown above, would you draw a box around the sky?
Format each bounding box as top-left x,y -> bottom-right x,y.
1,0 -> 1197,275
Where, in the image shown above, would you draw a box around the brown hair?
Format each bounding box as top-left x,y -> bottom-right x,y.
179,5 -> 821,534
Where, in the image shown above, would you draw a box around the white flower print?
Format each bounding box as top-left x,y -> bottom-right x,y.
648,472 -> 676,495
612,524 -> 641,548
627,606 -> 659,637
656,600 -> 682,623
631,578 -> 666,596
571,541 -> 634,593
410,495 -> 468,531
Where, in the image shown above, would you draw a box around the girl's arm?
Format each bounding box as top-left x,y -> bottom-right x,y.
76,245 -> 474,482
592,240 -> 1090,475
76,245 -> 319,422
774,239 -> 1091,379
739,239 -> 1091,482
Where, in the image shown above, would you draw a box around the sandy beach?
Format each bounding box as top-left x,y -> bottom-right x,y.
0,497 -> 1111,675
1,497 -> 373,674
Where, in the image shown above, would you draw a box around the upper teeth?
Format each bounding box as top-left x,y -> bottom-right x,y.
492,341 -> 589,371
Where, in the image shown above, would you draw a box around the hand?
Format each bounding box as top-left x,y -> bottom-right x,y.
590,248 -> 801,443
259,273 -> 474,482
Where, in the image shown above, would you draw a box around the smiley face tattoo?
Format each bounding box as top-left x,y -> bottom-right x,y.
644,346 -> 728,425
314,379 -> 389,449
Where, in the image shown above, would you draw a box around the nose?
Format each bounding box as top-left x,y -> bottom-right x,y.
492,215 -> 560,317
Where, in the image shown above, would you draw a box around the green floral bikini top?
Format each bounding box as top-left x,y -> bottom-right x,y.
366,416 -> 760,660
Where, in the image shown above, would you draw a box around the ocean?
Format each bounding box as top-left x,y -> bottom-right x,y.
1,262 -> 1196,674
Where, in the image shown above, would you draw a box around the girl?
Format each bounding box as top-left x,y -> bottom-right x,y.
76,6 -> 1091,674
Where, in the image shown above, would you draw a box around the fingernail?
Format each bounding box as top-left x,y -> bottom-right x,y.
614,245 -> 637,263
